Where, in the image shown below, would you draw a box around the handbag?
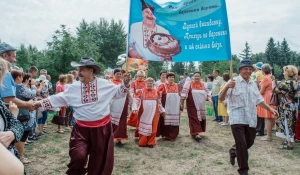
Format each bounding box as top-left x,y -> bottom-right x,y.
269,80 -> 279,106
51,115 -> 65,125
17,109 -> 30,122
37,109 -> 43,120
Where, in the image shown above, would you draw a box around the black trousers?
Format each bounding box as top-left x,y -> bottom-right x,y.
256,116 -> 265,134
229,124 -> 256,174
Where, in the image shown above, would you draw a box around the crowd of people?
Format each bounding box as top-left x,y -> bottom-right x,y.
0,42 -> 299,175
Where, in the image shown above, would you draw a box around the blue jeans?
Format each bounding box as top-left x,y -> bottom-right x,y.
37,111 -> 48,124
212,96 -> 222,121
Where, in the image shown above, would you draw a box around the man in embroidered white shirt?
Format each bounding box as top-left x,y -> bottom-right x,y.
128,0 -> 170,61
34,58 -> 131,175
219,59 -> 278,175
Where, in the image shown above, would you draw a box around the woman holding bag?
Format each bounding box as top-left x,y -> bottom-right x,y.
55,75 -> 67,133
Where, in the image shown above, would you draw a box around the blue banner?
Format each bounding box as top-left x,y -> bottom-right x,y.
127,0 -> 231,62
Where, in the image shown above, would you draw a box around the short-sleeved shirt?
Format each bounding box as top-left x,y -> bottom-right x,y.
211,76 -> 224,96
0,73 -> 16,99
224,75 -> 264,128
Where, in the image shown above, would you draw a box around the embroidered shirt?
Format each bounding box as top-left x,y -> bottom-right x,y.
40,78 -> 128,121
224,75 -> 264,128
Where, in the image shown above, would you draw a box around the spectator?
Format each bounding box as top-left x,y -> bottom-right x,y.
257,64 -> 276,141
55,74 -> 67,133
40,69 -> 47,76
178,75 -> 184,92
206,75 -> 214,91
28,66 -> 38,78
36,75 -> 49,136
11,70 -> 37,164
71,70 -> 78,82
0,43 -> 35,111
183,72 -> 191,83
0,143 -> 24,175
218,73 -> 230,126
0,57 -> 24,165
294,70 -> 300,142
64,74 -> 74,130
275,65 -> 298,150
46,75 -> 53,94
254,62 -> 265,136
211,69 -> 224,122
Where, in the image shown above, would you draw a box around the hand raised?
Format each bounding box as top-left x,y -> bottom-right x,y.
226,80 -> 236,89
8,101 -> 19,117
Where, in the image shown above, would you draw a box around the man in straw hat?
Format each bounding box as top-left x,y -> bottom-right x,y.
34,57 -> 131,175
219,59 -> 278,175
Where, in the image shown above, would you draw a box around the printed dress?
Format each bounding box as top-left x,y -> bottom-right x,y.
276,78 -> 298,142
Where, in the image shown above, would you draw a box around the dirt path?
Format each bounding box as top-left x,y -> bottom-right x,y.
25,112 -> 300,175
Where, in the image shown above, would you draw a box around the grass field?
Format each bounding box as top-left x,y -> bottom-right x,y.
24,108 -> 300,175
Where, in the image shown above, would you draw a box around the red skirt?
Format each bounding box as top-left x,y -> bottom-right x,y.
113,98 -> 129,140
186,91 -> 206,135
294,113 -> 300,141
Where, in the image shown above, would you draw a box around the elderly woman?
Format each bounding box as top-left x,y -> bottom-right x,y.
0,58 -> 24,162
11,70 -> 37,164
132,77 -> 161,147
181,72 -> 212,141
257,64 -> 276,141
275,65 -> 298,150
127,70 -> 146,134
157,72 -> 181,141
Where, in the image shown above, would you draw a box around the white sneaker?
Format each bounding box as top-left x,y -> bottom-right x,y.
219,122 -> 225,125
221,123 -> 229,126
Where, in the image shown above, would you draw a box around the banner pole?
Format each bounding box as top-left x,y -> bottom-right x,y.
230,57 -> 233,80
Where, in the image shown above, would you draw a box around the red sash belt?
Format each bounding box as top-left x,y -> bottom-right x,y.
76,115 -> 110,128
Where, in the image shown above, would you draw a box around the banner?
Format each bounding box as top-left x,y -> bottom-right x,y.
122,58 -> 149,72
127,0 -> 231,62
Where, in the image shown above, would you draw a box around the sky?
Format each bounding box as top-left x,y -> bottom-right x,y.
0,0 -> 300,55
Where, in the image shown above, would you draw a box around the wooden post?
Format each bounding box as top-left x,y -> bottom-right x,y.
230,59 -> 233,80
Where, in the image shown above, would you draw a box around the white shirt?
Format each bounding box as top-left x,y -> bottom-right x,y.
40,78 -> 128,121
0,117 -> 4,131
129,22 -> 170,61
211,76 -> 224,96
224,76 -> 264,128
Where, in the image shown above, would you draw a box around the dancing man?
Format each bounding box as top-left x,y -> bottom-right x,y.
34,58 -> 131,175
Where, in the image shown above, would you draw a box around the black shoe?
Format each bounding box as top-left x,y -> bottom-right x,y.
212,119 -> 218,122
148,145 -> 154,148
116,142 -> 124,148
256,132 -> 264,136
229,150 -> 235,166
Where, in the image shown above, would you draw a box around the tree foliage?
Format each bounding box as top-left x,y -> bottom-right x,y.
239,41 -> 252,60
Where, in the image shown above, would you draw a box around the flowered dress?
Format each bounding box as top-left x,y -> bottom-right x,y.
275,78 -> 298,142
0,101 -> 24,159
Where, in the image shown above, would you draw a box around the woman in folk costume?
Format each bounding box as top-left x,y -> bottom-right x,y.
34,58 -> 131,175
180,72 -> 212,141
110,69 -> 130,147
157,72 -> 181,140
132,77 -> 162,148
127,70 -> 146,129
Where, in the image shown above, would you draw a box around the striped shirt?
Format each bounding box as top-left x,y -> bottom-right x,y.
224,75 -> 264,128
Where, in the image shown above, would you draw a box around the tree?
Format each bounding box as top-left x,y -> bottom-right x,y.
89,18 -> 127,67
187,62 -> 195,74
148,61 -> 164,80
280,38 -> 291,66
239,41 -> 252,60
265,37 -> 277,66
16,44 -> 30,71
171,62 -> 185,75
